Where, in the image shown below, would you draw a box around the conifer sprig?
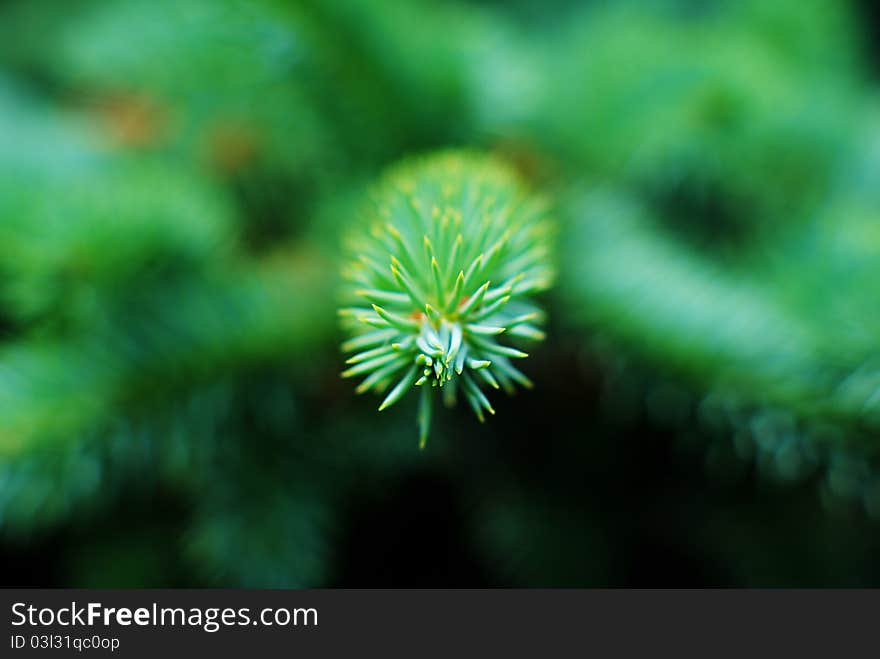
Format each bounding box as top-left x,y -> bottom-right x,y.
340,151 -> 554,446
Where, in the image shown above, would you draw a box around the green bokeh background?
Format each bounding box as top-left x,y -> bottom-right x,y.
2,0 -> 880,587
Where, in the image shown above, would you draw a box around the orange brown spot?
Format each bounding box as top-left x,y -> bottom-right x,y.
99,92 -> 167,148
207,120 -> 262,175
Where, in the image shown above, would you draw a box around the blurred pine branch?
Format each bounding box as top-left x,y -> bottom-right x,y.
1,0 -> 879,586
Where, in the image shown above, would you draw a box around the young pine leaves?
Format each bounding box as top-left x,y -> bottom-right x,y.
339,151 -> 554,447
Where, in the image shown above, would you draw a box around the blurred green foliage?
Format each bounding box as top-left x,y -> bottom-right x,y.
2,0 -> 880,586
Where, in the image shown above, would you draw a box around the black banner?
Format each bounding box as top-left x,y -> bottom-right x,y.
1,589 -> 877,656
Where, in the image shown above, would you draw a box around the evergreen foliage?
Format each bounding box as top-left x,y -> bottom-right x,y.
2,0 -> 880,587
340,152 -> 553,445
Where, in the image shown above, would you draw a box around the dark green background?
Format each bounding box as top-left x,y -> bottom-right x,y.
2,0 -> 880,587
